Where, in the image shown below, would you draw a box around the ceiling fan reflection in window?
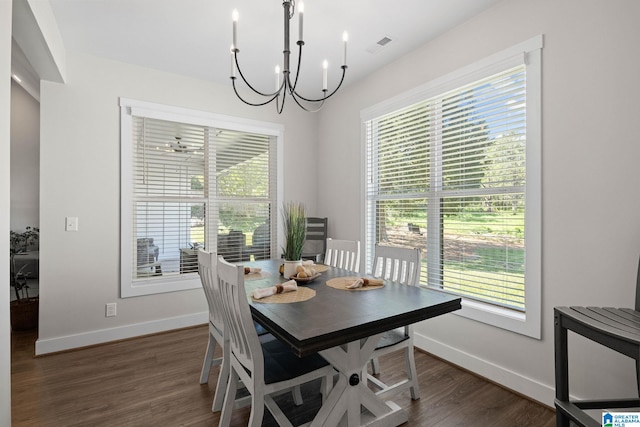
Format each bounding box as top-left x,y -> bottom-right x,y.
163,136 -> 204,154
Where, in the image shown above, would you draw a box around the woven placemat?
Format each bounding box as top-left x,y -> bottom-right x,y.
325,277 -> 385,291
250,286 -> 316,303
309,264 -> 330,273
245,271 -> 272,281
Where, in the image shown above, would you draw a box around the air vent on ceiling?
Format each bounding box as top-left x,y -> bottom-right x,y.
366,35 -> 393,54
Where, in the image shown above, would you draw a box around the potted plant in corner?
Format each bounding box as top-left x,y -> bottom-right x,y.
10,226 -> 39,331
281,201 -> 306,279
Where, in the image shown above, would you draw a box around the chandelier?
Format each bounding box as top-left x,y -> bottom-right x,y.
230,1 -> 348,114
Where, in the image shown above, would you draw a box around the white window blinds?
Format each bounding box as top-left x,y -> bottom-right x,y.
211,129 -> 276,264
121,99 -> 281,297
132,117 -> 208,279
365,65 -> 527,311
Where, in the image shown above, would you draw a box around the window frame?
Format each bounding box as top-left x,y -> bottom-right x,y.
360,36 -> 542,338
120,98 -> 284,297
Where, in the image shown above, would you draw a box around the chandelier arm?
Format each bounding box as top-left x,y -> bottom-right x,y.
289,91 -> 326,112
275,81 -> 288,114
234,51 -> 281,98
232,78 -> 281,107
291,66 -> 347,103
276,92 -> 285,114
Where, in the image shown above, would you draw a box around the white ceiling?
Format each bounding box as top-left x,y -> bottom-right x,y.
46,0 -> 501,96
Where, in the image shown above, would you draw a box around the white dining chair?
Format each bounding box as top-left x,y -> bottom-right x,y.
323,238 -> 360,272
368,243 -> 422,401
216,255 -> 334,427
198,249 -> 229,412
198,250 -> 306,411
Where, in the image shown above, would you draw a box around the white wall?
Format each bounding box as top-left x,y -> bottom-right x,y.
36,51 -> 319,354
317,0 -> 640,406
1,1 -> 13,423
11,79 -> 39,231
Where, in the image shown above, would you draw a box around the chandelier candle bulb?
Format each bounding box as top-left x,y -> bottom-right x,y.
342,31 -> 348,65
275,65 -> 281,91
232,9 -> 238,49
298,2 -> 304,41
322,60 -> 328,90
230,47 -> 236,78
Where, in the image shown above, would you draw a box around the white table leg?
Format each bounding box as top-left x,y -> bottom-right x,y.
310,334 -> 408,427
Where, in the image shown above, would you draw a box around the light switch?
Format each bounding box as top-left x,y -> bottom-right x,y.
65,216 -> 78,232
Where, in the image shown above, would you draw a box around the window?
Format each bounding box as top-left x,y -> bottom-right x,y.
361,36 -> 542,337
120,99 -> 282,297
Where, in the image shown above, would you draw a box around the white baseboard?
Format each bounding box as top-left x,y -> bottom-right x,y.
414,331 -> 555,408
35,311 -> 209,355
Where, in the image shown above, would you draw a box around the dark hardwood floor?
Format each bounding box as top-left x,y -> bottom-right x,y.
11,325 -> 556,426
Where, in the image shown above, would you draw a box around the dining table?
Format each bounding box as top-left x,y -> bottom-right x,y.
244,259 -> 461,427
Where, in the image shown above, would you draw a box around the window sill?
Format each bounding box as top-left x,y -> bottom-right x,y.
454,297 -> 541,339
121,274 -> 202,298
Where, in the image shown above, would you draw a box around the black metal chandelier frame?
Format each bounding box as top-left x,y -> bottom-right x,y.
230,0 -> 347,114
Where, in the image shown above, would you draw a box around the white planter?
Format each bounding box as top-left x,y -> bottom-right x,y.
283,260 -> 302,279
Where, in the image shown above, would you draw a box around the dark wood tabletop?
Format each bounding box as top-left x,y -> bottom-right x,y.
245,259 -> 461,357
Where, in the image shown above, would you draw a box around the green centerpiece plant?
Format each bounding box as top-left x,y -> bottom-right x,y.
281,202 -> 306,278
282,201 -> 306,261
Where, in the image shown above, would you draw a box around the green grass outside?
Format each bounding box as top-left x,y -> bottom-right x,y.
442,267 -> 524,310
445,246 -> 525,275
444,211 -> 524,239
390,208 -> 525,309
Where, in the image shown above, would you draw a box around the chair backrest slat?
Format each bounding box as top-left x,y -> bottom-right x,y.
198,250 -> 225,334
324,238 -> 360,273
372,244 -> 421,286
216,256 -> 264,381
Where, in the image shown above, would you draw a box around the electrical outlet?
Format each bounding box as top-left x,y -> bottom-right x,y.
105,303 -> 117,317
65,216 -> 78,231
